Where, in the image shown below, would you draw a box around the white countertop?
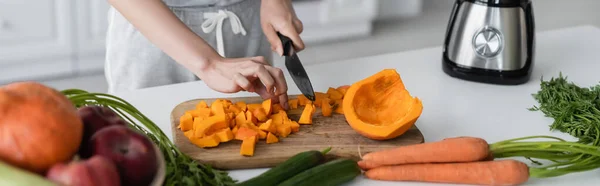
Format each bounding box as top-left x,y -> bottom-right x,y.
115,25 -> 600,186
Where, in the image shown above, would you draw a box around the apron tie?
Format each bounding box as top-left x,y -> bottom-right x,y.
201,10 -> 247,57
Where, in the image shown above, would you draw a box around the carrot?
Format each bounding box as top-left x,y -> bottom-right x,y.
358,137 -> 490,170
364,159 -> 529,186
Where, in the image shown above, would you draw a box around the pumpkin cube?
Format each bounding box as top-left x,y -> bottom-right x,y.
235,101 -> 248,112
272,104 -> 284,113
269,112 -> 284,126
246,110 -> 257,124
336,85 -> 350,95
195,107 -> 212,119
289,120 -> 300,133
194,114 -> 229,138
333,99 -> 344,114
266,132 -> 279,144
228,104 -> 242,114
215,128 -> 234,142
240,121 -> 260,132
327,87 -> 344,100
210,101 -> 226,116
277,124 -> 292,138
288,99 -> 299,109
190,134 -> 221,148
235,112 -> 246,128
184,130 -> 195,139
232,126 -> 239,136
298,103 -> 315,124
262,99 -> 272,115
258,119 -> 277,133
246,103 -> 263,112
179,113 -> 194,131
195,101 -> 209,109
258,130 -> 267,139
298,95 -> 309,106
252,107 -> 268,122
240,136 -> 257,156
235,127 -> 259,141
321,98 -> 333,117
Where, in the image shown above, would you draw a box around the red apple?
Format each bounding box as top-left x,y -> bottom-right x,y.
46,155 -> 121,186
90,125 -> 158,186
78,106 -> 126,158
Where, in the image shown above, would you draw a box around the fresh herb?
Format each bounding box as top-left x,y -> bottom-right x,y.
61,89 -> 236,186
528,73 -> 600,144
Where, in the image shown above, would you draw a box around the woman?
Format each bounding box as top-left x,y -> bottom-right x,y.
104,0 -> 305,109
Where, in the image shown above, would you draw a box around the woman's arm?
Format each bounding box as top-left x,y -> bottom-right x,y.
107,0 -> 219,72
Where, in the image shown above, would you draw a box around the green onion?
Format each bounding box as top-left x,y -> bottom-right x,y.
61,89 -> 236,186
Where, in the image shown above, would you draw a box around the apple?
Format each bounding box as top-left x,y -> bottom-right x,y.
46,155 -> 121,186
90,125 -> 158,186
77,105 -> 126,158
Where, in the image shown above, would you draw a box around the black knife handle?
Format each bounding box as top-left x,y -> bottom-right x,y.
277,32 -> 293,56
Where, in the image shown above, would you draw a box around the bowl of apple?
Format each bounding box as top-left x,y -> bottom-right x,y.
46,106 -> 167,186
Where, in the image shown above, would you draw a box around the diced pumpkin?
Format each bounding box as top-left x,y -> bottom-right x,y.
298,95 -> 309,106
258,119 -> 277,134
192,117 -> 205,131
298,103 -> 315,124
322,98 -> 333,117
232,126 -> 239,136
252,107 -> 268,122
235,112 -> 246,128
269,112 -> 284,126
278,110 -> 288,120
333,99 -> 344,114
215,128 -> 234,142
246,110 -> 257,124
276,124 -> 292,138
258,130 -> 267,139
235,127 -> 259,141
314,92 -> 329,107
240,136 -> 257,156
288,99 -> 299,109
194,114 -> 229,138
337,85 -> 350,95
195,101 -> 209,109
228,105 -> 242,114
240,121 -> 260,133
179,113 -> 194,131
262,99 -> 272,115
266,132 -> 279,144
272,104 -> 284,113
235,102 -> 248,112
289,120 -> 300,133
327,87 -> 344,100
343,69 -> 423,140
246,103 -> 262,112
184,130 -> 195,139
210,101 -> 226,116
190,134 -> 220,148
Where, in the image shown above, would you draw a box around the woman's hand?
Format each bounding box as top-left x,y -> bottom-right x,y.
196,56 -> 290,109
261,0 -> 305,56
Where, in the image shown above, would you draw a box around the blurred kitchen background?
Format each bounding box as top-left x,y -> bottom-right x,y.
1,0 -> 599,93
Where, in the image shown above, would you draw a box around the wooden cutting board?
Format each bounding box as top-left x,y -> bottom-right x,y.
170,95 -> 424,170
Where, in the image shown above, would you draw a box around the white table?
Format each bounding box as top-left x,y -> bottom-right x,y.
115,25 -> 600,186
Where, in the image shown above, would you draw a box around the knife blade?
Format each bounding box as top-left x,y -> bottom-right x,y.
277,32 -> 316,101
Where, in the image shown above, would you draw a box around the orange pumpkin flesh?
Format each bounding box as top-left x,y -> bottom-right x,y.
343,69 -> 423,140
0,82 -> 83,174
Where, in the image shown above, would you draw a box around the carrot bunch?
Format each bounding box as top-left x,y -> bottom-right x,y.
358,137 -> 530,186
359,135 -> 600,185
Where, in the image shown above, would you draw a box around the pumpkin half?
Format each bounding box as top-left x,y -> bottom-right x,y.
343,69 -> 423,140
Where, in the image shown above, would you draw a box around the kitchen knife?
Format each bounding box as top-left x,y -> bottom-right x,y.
277,32 -> 316,101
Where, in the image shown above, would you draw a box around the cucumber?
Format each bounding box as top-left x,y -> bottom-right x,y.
277,158 -> 361,186
0,161 -> 57,186
236,150 -> 326,186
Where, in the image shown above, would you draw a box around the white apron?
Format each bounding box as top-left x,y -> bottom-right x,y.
104,0 -> 272,94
